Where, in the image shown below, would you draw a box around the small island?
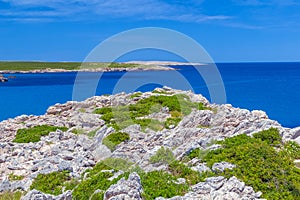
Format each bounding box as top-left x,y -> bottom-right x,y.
0,74 -> 8,82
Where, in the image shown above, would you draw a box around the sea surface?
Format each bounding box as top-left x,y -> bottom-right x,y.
0,62 -> 299,128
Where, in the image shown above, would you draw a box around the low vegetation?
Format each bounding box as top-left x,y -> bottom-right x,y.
130,92 -> 142,99
189,128 -> 300,200
0,62 -> 144,71
72,158 -> 132,200
73,171 -> 127,200
140,170 -> 189,199
8,173 -> 24,181
28,155 -> 192,200
102,132 -> 130,151
27,128 -> 300,200
30,171 -> 73,196
94,94 -> 210,131
71,128 -> 85,135
87,129 -> 99,138
164,117 -> 181,129
149,147 -> 209,186
13,125 -> 68,143
150,147 -> 175,165
0,191 -> 23,200
0,62 -> 80,71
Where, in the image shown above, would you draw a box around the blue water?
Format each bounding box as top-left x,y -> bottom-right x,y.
0,62 -> 299,128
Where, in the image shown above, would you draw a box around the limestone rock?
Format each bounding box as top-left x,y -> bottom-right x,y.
21,190 -> 72,200
157,176 -> 261,200
212,162 -> 236,172
104,172 -> 143,200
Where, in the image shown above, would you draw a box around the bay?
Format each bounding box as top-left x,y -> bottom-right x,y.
0,62 -> 299,128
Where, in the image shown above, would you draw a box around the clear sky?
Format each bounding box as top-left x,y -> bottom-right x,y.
0,0 -> 300,62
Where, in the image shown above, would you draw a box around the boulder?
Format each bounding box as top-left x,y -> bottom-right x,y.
104,172 -> 143,200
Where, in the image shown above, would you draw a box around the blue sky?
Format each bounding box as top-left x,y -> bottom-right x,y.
0,0 -> 300,62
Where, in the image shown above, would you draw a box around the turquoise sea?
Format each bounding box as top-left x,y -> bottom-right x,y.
0,62 -> 299,128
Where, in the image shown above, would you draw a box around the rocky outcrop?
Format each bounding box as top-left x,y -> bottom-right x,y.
212,162 -> 236,173
0,87 -> 298,199
156,176 -> 262,200
21,189 -> 72,200
104,172 -> 143,200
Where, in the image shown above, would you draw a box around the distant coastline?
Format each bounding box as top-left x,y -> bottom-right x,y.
0,61 -> 204,74
0,66 -> 174,74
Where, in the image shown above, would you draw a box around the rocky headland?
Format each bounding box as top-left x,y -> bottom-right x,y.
0,87 -> 299,200
0,61 -> 180,74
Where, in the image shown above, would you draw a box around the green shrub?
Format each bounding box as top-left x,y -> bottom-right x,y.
199,128 -> 300,200
30,171 -> 71,196
130,92 -> 142,99
149,147 -> 209,185
84,161 -> 112,179
170,110 -> 182,118
28,159 -> 132,200
197,102 -> 206,110
93,94 -> 209,131
188,148 -> 210,160
13,125 -> 68,143
73,159 -> 129,200
93,107 -> 112,115
0,191 -> 23,200
72,171 -> 117,200
129,94 -> 196,117
284,141 -> 300,159
8,173 -> 24,181
150,147 -> 175,165
102,132 -> 130,151
140,170 -> 189,199
253,127 -> 282,146
71,128 -> 85,135
134,119 -> 164,131
87,129 -> 99,138
93,107 -> 113,123
164,117 -> 181,129
101,157 -> 133,171
168,161 -> 202,185
90,192 -> 105,200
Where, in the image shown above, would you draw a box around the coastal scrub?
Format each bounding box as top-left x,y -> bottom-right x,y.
94,93 -> 210,131
102,132 -> 130,151
189,128 -> 300,200
30,171 -> 72,196
13,125 -> 68,143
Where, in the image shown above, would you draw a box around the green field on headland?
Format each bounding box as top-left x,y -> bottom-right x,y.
0,62 -> 154,72
0,62 -> 81,71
